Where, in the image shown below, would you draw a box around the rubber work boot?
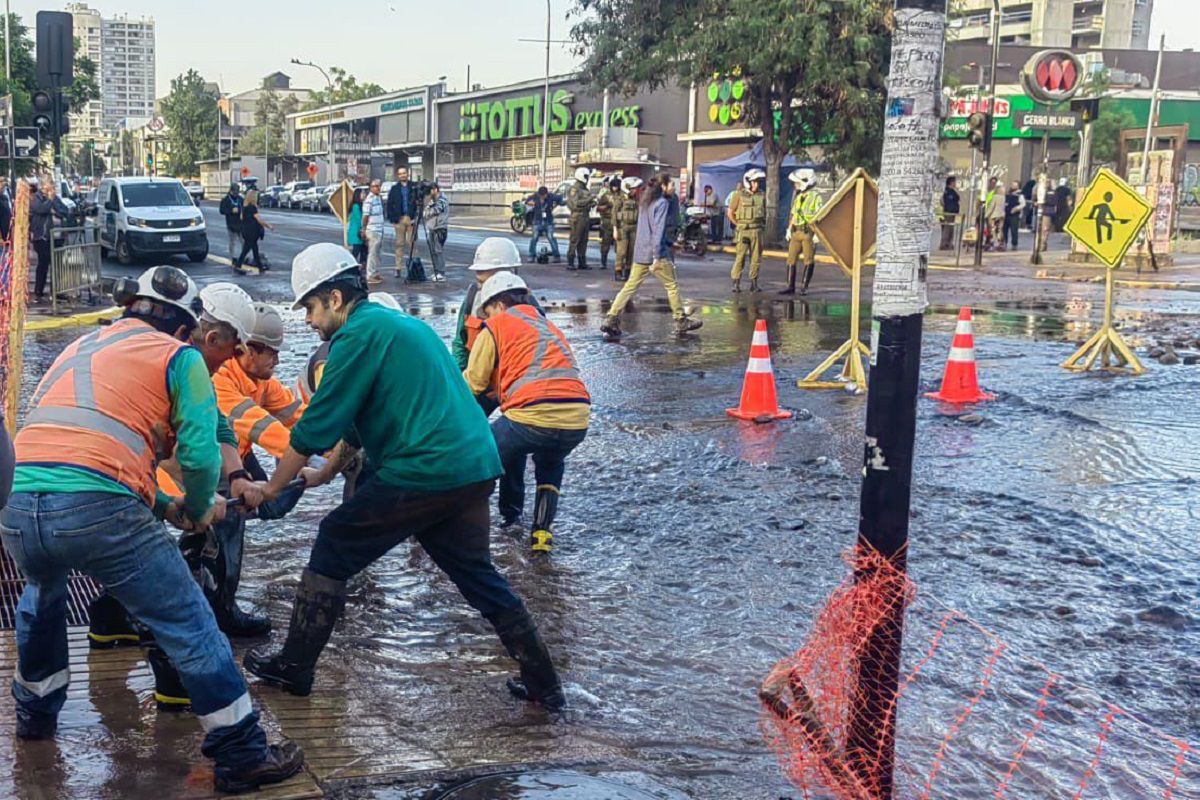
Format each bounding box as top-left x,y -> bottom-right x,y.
779,264 -> 797,295
87,592 -> 139,649
147,646 -> 191,712
243,569 -> 347,697
214,741 -> 305,795
749,278 -> 761,293
579,257 -> 590,270
799,261 -> 815,296
488,606 -> 565,711
731,279 -> 742,294
600,315 -> 622,339
530,485 -> 560,555
566,259 -> 577,271
674,316 -> 703,336
15,707 -> 57,740
204,516 -> 271,638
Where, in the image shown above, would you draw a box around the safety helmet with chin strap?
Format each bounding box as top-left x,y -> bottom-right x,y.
621,176 -> 644,194
116,265 -> 203,326
789,168 -> 817,192
743,168 -> 766,189
574,166 -> 593,183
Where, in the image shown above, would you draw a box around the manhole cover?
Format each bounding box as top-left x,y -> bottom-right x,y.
434,770 -> 668,800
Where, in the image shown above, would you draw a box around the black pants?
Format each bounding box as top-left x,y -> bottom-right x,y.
33,239 -> 51,298
235,234 -> 261,268
352,242 -> 368,265
307,477 -> 523,619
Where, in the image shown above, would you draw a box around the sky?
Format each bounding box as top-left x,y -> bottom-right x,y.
5,0 -> 1197,99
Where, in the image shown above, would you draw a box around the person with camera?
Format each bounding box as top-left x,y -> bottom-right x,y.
424,184 -> 449,282
30,177 -> 71,304
525,186 -> 564,264
386,166 -> 420,276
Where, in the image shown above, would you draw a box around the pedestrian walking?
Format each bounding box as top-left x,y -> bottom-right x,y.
347,188 -> 367,266
235,189 -> 273,271
1002,181 -> 1026,251
1021,178 -> 1036,230
600,176 -> 703,338
244,243 -> 566,711
702,184 -> 723,242
596,176 -> 620,270
424,183 -> 449,282
781,168 -> 823,295
526,186 -> 563,264
612,177 -> 640,282
362,179 -> 386,284
939,176 -> 960,251
1036,175 -> 1058,252
1053,178 -> 1074,232
386,166 -> 419,273
464,272 -> 589,555
30,178 -> 69,303
565,167 -> 595,270
727,168 -> 767,293
3,265 -> 303,793
218,183 -> 243,261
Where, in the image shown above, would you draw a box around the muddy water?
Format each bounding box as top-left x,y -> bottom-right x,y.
10,299 -> 1199,799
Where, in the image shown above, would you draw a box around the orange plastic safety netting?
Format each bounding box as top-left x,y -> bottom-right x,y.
760,547 -> 1199,800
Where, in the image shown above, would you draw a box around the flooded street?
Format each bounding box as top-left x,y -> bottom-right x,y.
4,292 -> 1198,799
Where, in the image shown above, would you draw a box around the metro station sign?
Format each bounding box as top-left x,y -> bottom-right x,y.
1020,50 -> 1084,104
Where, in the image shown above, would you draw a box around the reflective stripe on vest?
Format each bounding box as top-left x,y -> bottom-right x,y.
486,306 -> 589,412
792,191 -> 821,226
15,317 -> 183,506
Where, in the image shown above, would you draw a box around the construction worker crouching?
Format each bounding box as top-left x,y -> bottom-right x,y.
464,272 -> 589,554
244,243 -> 565,711
566,166 -> 595,270
782,168 -> 822,296
728,168 -> 767,293
612,176 -> 641,282
2,265 -> 303,792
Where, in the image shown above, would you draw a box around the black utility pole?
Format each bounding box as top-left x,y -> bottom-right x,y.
845,0 -> 948,796
973,0 -> 1001,267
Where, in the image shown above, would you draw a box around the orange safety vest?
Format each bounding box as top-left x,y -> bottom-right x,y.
465,314 -> 484,351
214,357 -> 306,459
14,317 -> 187,507
484,305 -> 589,412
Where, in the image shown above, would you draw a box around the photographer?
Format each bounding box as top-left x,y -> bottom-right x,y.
386,166 -> 420,275
424,184 -> 449,282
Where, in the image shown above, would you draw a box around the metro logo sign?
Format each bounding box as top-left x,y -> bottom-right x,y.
1020,50 -> 1084,104
948,97 -> 1011,119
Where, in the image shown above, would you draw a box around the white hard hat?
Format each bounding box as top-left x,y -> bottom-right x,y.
743,168 -> 766,188
574,166 -> 593,183
470,236 -> 522,272
621,176 -> 644,193
291,242 -> 360,310
247,302 -> 284,350
369,291 -> 402,311
200,282 -> 255,343
131,265 -> 202,325
476,272 -> 529,311
789,168 -> 817,188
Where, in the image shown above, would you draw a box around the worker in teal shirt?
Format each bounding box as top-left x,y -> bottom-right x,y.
244,243 -> 565,710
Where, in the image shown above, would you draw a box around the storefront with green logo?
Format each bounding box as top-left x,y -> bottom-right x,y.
432,75 -> 688,210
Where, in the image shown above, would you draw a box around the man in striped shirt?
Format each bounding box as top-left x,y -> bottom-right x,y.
362,180 -> 386,285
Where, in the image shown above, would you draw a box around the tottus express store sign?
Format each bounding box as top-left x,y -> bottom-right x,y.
454,88 -> 642,142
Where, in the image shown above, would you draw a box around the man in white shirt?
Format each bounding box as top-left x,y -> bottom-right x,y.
362,180 -> 386,285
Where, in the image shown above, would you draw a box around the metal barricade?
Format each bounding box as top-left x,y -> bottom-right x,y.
50,223 -> 103,313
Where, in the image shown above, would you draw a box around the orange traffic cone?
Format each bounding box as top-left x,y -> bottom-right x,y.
727,320 -> 793,421
925,307 -> 995,404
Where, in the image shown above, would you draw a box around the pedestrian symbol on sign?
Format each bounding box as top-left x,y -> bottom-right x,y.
1084,192 -> 1130,244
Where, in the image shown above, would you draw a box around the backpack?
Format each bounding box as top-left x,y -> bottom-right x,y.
406,256 -> 426,283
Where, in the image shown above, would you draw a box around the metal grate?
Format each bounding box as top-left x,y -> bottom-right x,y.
0,545 -> 102,629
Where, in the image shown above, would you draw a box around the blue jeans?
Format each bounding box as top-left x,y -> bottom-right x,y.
0,492 -> 268,770
528,220 -> 560,260
491,416 -> 587,522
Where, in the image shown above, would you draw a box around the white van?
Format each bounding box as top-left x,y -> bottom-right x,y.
97,176 -> 208,264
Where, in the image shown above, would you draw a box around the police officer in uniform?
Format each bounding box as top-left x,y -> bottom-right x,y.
613,177 -> 642,282
596,176 -> 620,270
727,168 -> 767,293
566,167 -> 595,270
782,168 -> 823,295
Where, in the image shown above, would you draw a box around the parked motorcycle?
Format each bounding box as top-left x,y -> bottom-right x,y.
510,200 -> 532,234
677,205 -> 708,256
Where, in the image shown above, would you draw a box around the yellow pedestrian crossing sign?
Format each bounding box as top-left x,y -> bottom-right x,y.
1064,167 -> 1153,269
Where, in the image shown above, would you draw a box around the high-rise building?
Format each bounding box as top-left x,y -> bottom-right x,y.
949,0 -> 1154,50
65,4 -> 156,147
66,3 -> 103,142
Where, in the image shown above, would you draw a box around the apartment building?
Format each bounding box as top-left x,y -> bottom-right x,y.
66,3 -> 103,143
101,13 -> 155,130
949,0 -> 1154,50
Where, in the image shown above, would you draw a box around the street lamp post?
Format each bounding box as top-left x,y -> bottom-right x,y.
292,59 -> 334,183
540,0 -> 550,185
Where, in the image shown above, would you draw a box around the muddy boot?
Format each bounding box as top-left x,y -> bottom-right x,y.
15,706 -> 57,740
530,485 -> 560,555
87,592 -> 139,649
731,279 -> 742,294
488,606 -> 565,711
147,646 -> 191,712
799,261 -> 815,296
214,740 -> 305,795
778,264 -> 797,295
674,316 -> 703,335
749,278 -> 761,293
205,516 -> 271,639
600,315 -> 622,339
243,569 -> 347,697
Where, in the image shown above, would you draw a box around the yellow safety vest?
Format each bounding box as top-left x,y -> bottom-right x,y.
791,191 -> 822,227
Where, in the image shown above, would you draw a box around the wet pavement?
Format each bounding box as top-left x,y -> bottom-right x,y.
4,213 -> 1199,798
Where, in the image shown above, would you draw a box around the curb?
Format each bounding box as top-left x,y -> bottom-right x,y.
1034,270 -> 1200,291
25,306 -> 121,331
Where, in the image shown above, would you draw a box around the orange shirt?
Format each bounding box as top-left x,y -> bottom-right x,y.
213,357 -> 306,459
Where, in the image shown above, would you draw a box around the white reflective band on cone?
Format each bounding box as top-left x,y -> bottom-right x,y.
947,347 -> 976,362
14,666 -> 70,697
747,357 -> 774,373
751,331 -> 769,346
955,320 -> 973,335
198,691 -> 254,732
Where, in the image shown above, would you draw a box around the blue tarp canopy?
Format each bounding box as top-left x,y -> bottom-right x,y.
695,140 -> 824,231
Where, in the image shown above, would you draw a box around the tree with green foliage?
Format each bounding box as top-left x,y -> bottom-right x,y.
300,67 -> 385,110
570,0 -> 891,240
65,39 -> 101,115
62,139 -> 106,177
160,70 -> 218,178
1088,105 -> 1137,168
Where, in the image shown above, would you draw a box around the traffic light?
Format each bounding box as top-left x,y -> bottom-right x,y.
146,153 -> 153,168
32,91 -> 53,132
1071,97 -> 1101,123
966,111 -> 992,153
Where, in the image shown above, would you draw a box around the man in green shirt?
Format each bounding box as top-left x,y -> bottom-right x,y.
245,243 -> 565,710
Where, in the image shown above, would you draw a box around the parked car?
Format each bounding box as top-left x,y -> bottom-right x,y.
553,179 -> 603,228
299,185 -> 329,212
292,186 -> 317,210
278,180 -> 313,209
312,185 -> 338,213
260,185 -> 284,208
183,180 -> 204,203
96,176 -> 208,265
